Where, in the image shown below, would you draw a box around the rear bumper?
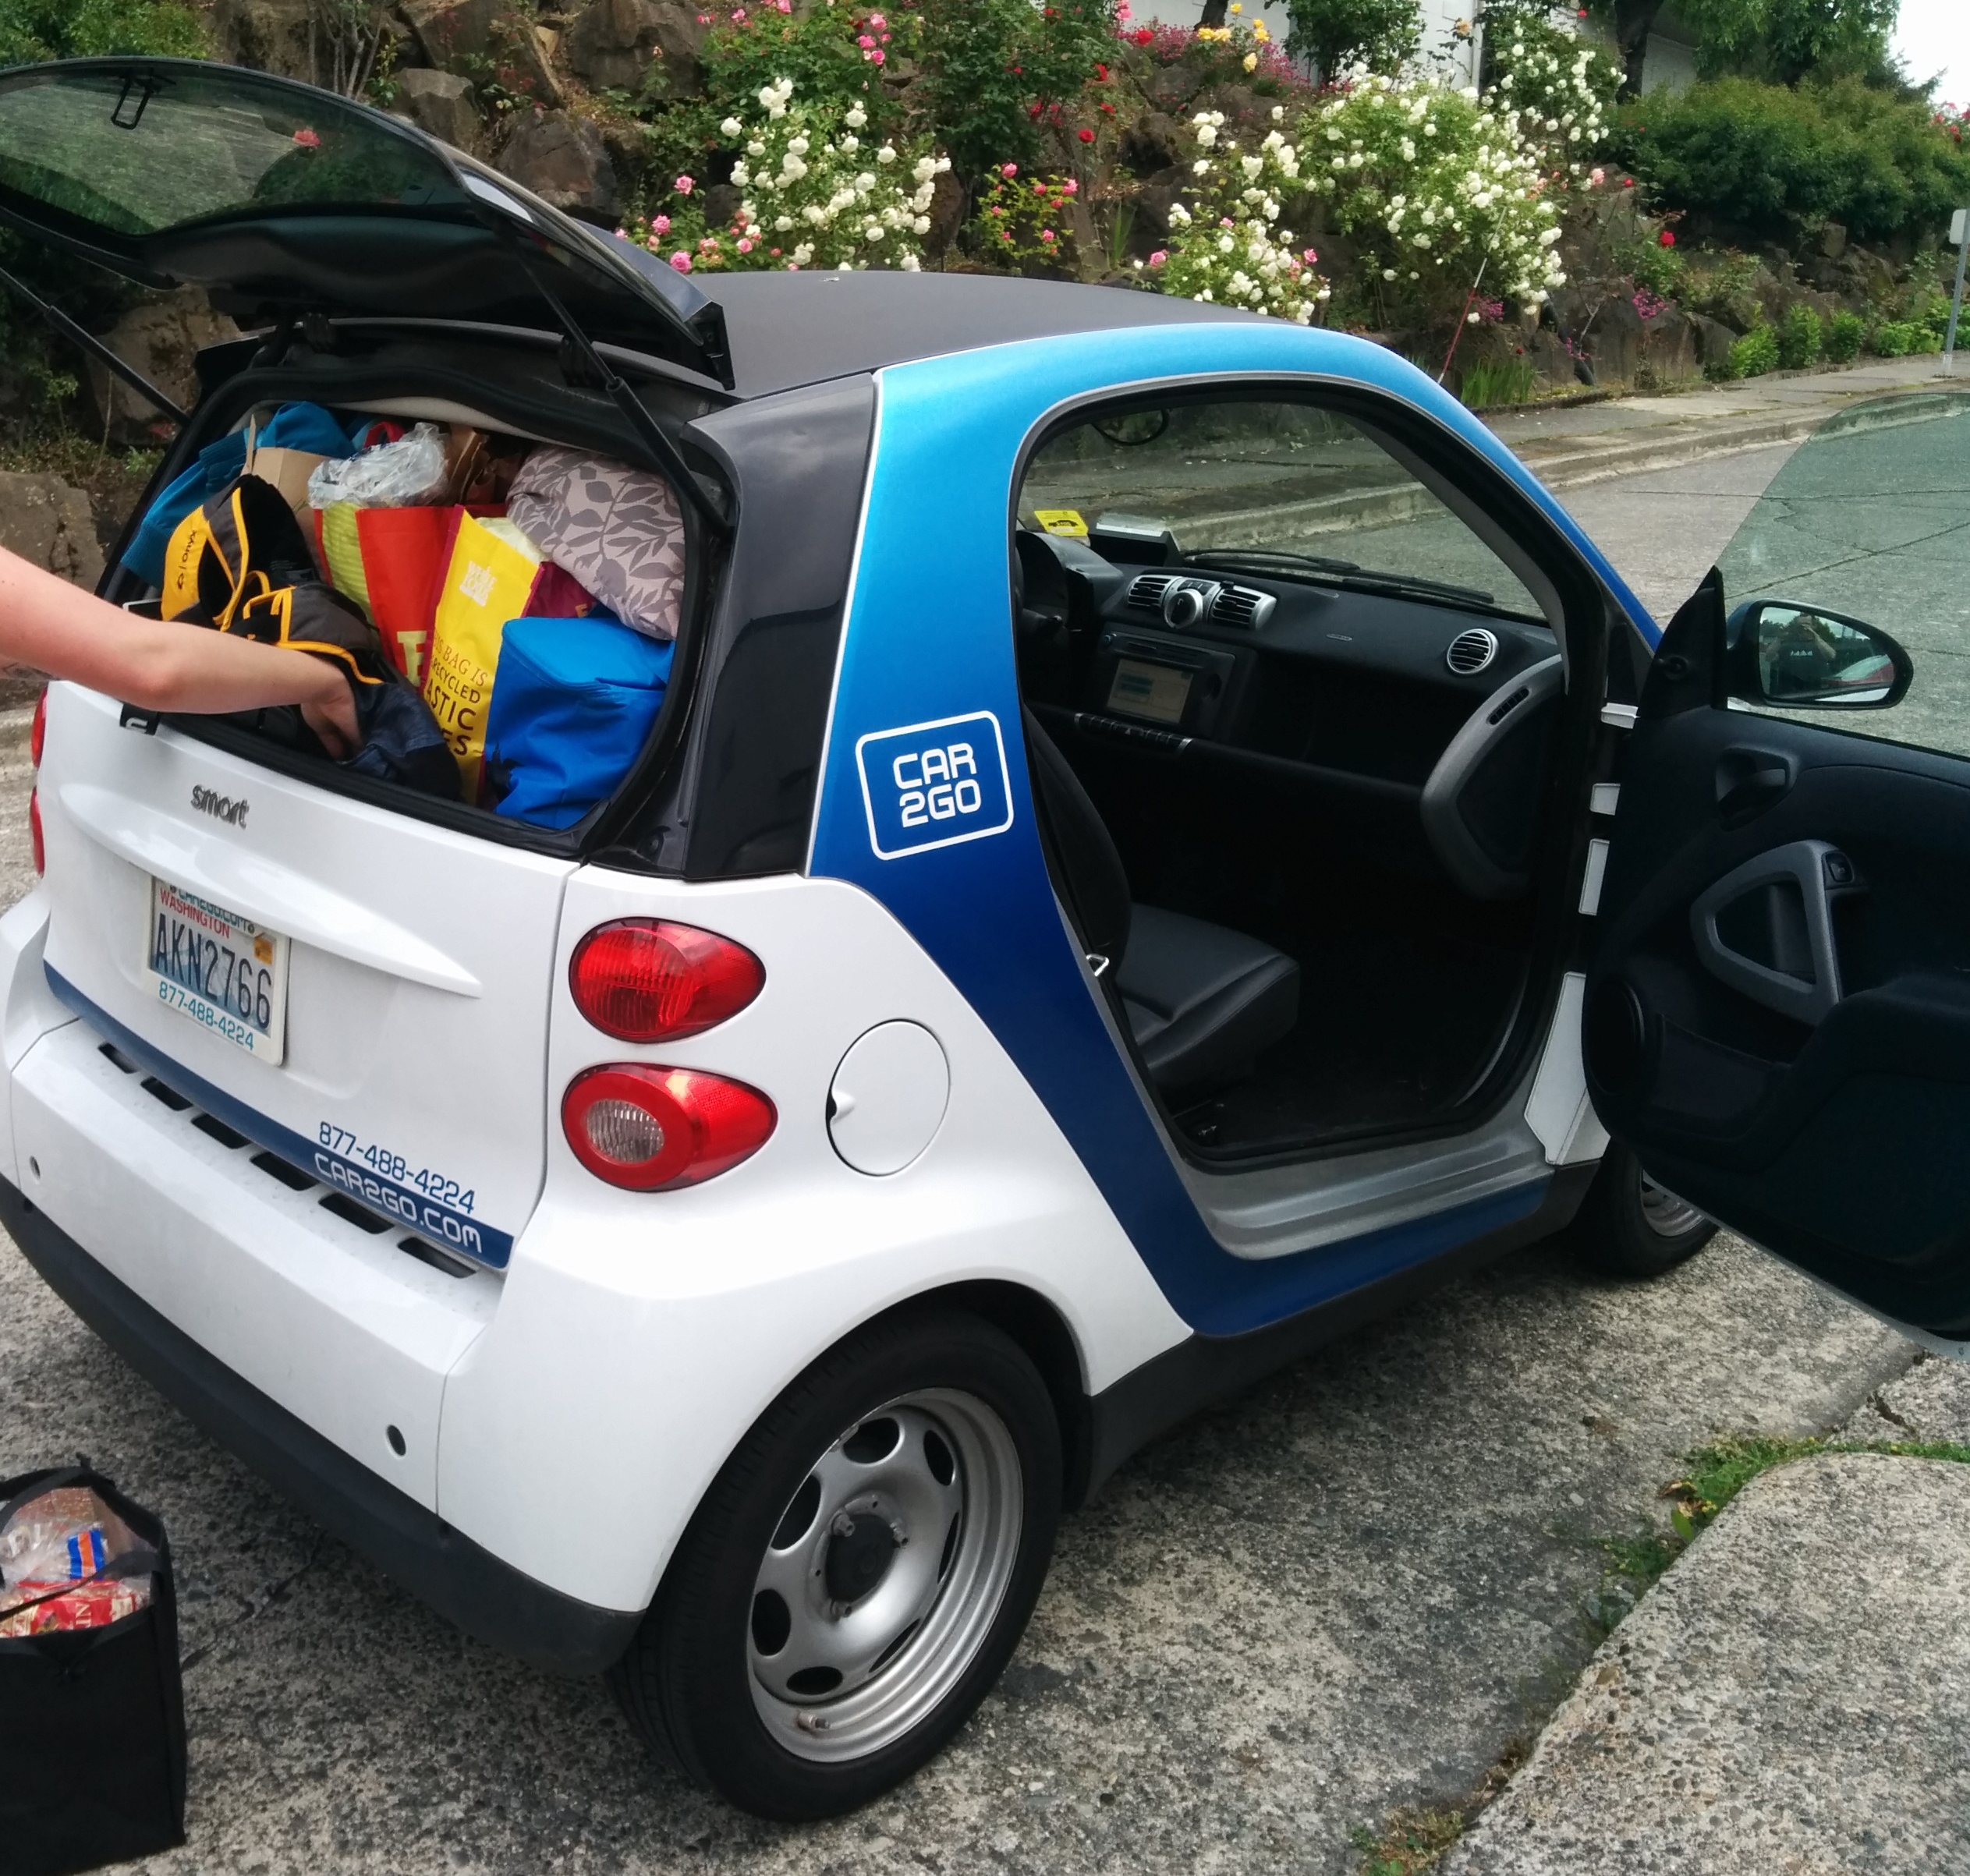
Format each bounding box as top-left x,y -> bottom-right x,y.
0,1174 -> 640,1676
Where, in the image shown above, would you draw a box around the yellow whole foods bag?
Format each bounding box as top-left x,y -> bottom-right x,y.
424,511 -> 552,796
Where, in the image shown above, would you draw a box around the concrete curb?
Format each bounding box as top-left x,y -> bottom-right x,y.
1444,1451 -> 1970,1874
1513,409 -> 1837,490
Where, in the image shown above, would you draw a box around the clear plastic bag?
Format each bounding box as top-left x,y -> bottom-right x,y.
307,420 -> 450,508
0,1485 -> 151,1636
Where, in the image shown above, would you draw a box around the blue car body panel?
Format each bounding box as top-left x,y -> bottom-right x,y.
809,323 -> 1639,1336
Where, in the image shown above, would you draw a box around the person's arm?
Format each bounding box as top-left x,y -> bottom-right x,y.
0,545 -> 360,756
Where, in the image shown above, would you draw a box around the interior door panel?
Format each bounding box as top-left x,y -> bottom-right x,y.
1586,695 -> 1970,1339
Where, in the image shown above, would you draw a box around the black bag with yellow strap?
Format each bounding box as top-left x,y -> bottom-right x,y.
161,475 -> 459,799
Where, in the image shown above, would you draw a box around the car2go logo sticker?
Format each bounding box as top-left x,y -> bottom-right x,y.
855,711 -> 1014,860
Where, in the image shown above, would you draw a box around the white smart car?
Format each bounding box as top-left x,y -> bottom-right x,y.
2,57 -> 1965,1822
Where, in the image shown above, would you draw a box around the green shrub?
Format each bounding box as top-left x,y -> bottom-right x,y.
1459,356 -> 1539,409
1776,301 -> 1822,370
1873,320 -> 1942,358
1614,75 -> 1970,245
1723,324 -> 1780,379
0,0 -> 204,62
1825,307 -> 1865,361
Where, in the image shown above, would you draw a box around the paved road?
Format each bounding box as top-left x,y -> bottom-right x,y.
0,443 -> 1924,1874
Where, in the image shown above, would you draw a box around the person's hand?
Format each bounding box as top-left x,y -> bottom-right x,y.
299,666 -> 360,759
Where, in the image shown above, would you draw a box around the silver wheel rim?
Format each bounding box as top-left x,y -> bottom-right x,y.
747,1388 -> 1022,1764
1639,1167 -> 1706,1239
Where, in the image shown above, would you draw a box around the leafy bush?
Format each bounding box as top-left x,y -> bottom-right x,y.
968,165 -> 1082,271
1458,355 -> 1538,409
1713,324 -> 1778,380
1776,301 -> 1821,369
1873,320 -> 1941,358
700,3 -> 909,139
1482,9 -> 1619,172
1302,70 -> 1568,331
915,0 -> 1116,185
1281,0 -> 1418,80
0,0 -> 204,62
1614,76 -> 1970,244
629,80 -> 946,274
1150,108 -> 1327,322
1825,307 -> 1865,360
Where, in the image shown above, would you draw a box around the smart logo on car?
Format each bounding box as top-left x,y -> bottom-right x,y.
855,710 -> 1014,860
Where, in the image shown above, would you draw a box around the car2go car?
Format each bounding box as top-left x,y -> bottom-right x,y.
0,58 -> 1967,1821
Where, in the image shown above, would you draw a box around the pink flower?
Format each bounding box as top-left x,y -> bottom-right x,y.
615,226 -> 627,237
675,175 -> 695,195
869,47 -> 884,62
292,127 -> 321,147
1219,217 -> 1234,228
1589,166 -> 1605,187
1041,228 -> 1056,242
1148,250 -> 1168,267
730,6 -> 746,19
651,213 -> 671,234
1061,178 -> 1079,195
868,10 -> 886,25
699,235 -> 719,251
737,236 -> 754,252
1302,246 -> 1318,264
774,0 -> 789,9
1001,163 -> 1018,178
670,252 -> 693,272
857,33 -> 873,47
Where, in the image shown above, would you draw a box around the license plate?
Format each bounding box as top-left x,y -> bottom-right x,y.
143,878 -> 290,1065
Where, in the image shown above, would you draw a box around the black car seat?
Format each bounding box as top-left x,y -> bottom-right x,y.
1023,711 -> 1301,1092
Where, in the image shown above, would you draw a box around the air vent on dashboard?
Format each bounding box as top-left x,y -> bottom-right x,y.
1446,627 -> 1500,675
1125,572 -> 1180,612
1208,585 -> 1276,631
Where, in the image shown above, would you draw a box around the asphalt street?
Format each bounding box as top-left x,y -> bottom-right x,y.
0,439 -> 1928,1874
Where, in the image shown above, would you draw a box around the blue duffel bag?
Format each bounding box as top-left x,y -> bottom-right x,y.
481,614 -> 675,829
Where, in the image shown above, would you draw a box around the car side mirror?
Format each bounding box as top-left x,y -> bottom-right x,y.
1724,600 -> 1913,710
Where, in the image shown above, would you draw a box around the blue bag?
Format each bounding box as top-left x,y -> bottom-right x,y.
482,615 -> 675,830
124,403 -> 368,587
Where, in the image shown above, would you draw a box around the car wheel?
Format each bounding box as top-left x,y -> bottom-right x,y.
610,1307 -> 1061,1820
1571,1140 -> 1717,1279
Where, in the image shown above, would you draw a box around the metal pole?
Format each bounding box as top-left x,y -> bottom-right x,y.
1947,208 -> 1969,375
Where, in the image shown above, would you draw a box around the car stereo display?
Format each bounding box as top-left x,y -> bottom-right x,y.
1107,657 -> 1192,725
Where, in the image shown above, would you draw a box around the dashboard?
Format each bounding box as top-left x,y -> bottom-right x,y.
1014,528 -> 1566,899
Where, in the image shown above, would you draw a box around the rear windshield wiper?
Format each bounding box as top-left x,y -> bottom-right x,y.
1184,547 -> 1495,611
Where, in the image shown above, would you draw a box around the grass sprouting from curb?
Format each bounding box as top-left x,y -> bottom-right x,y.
1348,1433 -> 1970,1874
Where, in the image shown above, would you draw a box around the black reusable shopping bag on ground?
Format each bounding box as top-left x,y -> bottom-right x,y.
0,1468 -> 186,1874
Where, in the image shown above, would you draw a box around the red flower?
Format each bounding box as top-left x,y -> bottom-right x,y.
1132,27 -> 1153,43
1094,62 -> 1108,80
1100,101 -> 1114,114
1078,126 -> 1094,143
1658,229 -> 1675,246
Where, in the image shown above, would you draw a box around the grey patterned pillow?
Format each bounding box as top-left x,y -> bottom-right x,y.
506,446 -> 686,640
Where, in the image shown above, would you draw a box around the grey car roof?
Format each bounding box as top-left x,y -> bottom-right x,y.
616,260 -> 1263,399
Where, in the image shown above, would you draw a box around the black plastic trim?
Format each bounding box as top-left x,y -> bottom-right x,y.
0,1176 -> 641,1676
1073,1163 -> 1596,1502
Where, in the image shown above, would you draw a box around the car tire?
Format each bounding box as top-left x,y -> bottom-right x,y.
609,1307 -> 1062,1820
1571,1140 -> 1717,1280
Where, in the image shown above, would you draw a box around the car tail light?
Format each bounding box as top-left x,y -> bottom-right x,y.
562,1064 -> 775,1191
30,688 -> 46,767
569,919 -> 764,1042
28,788 -> 42,876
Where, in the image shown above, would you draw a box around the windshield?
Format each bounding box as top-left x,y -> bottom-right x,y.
1716,390 -> 1970,759
1020,398 -> 1547,623
0,63 -> 465,241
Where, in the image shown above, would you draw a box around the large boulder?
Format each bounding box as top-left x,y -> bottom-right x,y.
0,473 -> 102,591
87,288 -> 240,450
392,68 -> 480,150
402,0 -> 564,104
211,0 -> 314,77
564,0 -> 706,100
495,111 -> 619,220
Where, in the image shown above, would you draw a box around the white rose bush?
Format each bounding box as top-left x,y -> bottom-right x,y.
629,77 -> 949,274
1304,69 -> 1569,327
1146,107 -> 1330,324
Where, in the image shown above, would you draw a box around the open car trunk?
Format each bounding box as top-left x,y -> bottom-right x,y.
0,58 -> 746,1269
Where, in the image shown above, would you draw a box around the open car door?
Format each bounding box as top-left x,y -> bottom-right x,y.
1586,388 -> 1970,1347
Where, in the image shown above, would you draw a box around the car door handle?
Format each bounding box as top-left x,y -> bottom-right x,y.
1690,839 -> 1858,1025
1715,747 -> 1796,825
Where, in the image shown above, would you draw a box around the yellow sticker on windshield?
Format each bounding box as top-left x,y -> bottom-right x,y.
1033,509 -> 1088,538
